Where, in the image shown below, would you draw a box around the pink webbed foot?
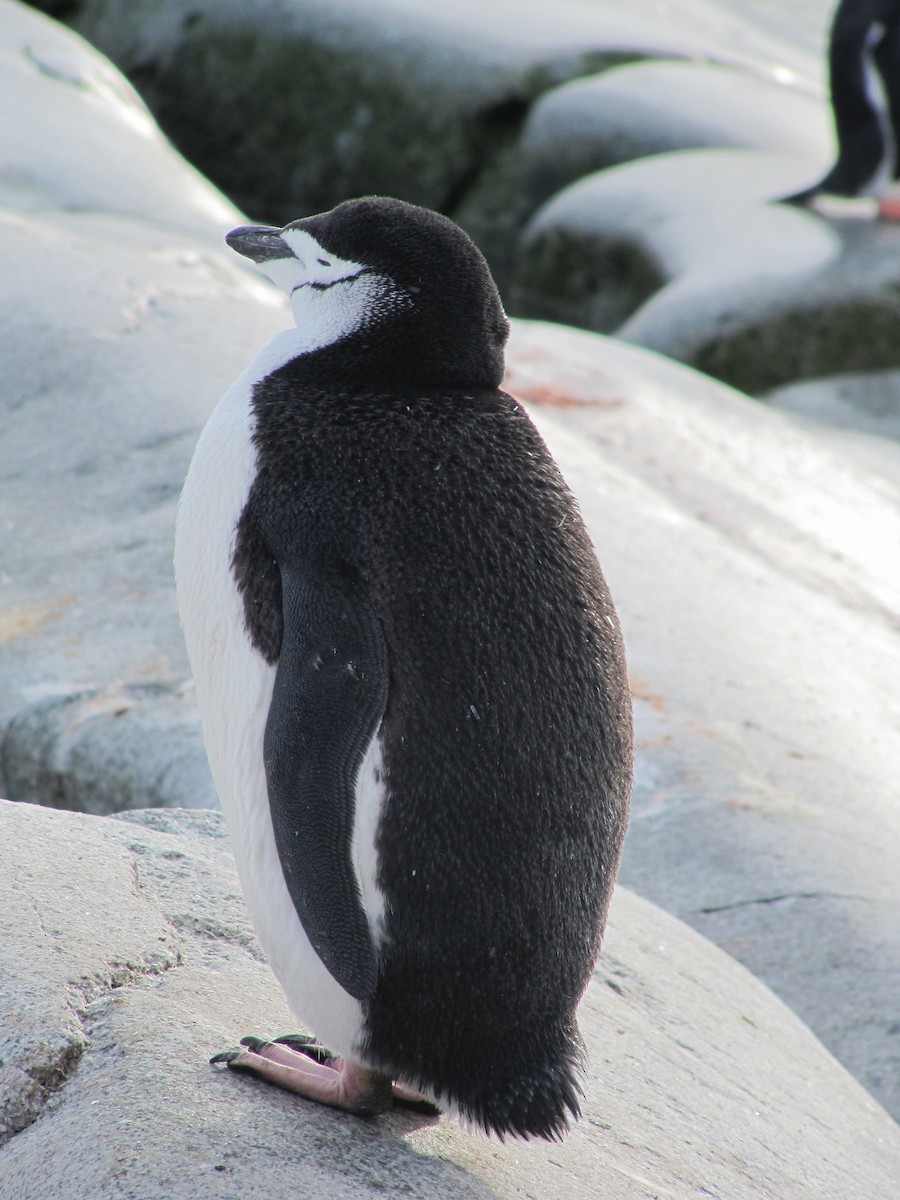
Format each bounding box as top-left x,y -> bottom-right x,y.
210,1034 -> 439,1118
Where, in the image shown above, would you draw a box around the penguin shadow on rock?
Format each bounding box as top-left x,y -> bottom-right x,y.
174,196 -> 633,1141
790,0 -> 900,218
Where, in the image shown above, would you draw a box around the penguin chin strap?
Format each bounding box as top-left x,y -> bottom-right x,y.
210,1033 -> 439,1119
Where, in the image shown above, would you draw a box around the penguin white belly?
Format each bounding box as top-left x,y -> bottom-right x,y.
174,331 -> 382,1059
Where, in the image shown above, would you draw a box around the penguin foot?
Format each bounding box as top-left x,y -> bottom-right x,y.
210,1034 -> 440,1118
878,195 -> 900,221
267,1035 -> 439,1113
210,1034 -> 392,1116
805,192 -> 880,220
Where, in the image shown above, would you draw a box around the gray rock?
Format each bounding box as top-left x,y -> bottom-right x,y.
767,367 -> 900,438
519,60 -> 831,211
505,321 -> 900,1121
1,798 -> 898,1198
21,0 -> 832,303
514,148 -> 900,392
30,0 -> 820,229
765,368 -> 900,486
706,0 -> 833,59
1,685 -> 216,814
514,148 -> 821,328
0,0 -> 275,807
2,1 -> 241,236
4,0 -> 900,1133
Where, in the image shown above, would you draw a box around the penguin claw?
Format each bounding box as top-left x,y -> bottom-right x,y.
271,1032 -> 336,1065
238,1034 -> 272,1054
209,1048 -> 242,1066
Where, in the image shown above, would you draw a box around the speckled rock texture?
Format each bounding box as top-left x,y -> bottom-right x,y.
2,800 -> 898,1199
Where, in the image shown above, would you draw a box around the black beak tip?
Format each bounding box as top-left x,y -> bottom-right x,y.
225,224 -> 289,264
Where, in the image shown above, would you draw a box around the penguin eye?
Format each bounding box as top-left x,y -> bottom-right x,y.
317,258 -> 331,267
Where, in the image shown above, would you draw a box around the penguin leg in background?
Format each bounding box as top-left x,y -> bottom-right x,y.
787,0 -> 886,206
873,13 -> 900,217
824,0 -> 887,195
211,1035 -> 439,1116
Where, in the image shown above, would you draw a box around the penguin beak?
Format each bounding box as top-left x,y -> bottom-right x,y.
225,225 -> 294,263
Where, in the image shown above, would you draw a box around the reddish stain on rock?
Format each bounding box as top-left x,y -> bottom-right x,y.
629,676 -> 669,714
505,382 -> 624,409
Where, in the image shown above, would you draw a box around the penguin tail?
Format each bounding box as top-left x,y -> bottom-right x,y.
364,967 -> 593,1140
451,1029 -> 587,1143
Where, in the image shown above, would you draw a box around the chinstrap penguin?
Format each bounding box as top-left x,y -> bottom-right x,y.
174,196 -> 633,1140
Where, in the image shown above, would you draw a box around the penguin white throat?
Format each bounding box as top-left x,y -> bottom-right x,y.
227,224 -> 407,353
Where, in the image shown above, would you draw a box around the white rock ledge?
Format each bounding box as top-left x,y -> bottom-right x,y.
1,799 -> 897,1200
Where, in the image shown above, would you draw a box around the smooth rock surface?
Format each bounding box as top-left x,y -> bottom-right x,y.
0,206 -> 277,808
506,323 -> 900,1122
519,60 -> 831,210
514,149 -> 828,329
0,0 -> 281,811
724,0 -> 833,58
24,0 -> 858,385
2,1 -> 240,237
2,799 -> 898,1200
24,0 -> 872,397
515,149 -> 900,392
768,366 -> 900,439
765,368 -> 900,486
26,0 -> 821,231
4,0 -> 900,1134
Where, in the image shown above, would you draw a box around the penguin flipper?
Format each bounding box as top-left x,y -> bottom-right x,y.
264,559 -> 388,1001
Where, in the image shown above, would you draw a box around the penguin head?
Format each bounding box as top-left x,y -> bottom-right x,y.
226,197 -> 509,389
